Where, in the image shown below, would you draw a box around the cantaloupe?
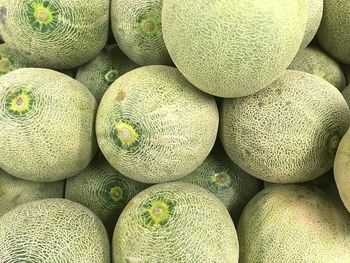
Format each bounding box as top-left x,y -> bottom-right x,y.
0,169 -> 64,216
0,68 -> 97,182
112,182 -> 239,262
238,184 -> 350,262
342,85 -> 350,108
110,0 -> 172,66
75,44 -> 139,102
0,43 -> 29,76
0,0 -> 109,69
0,198 -> 110,262
162,0 -> 308,98
65,152 -> 149,237
289,46 -> 346,90
96,65 -> 218,184
300,0 -> 323,48
220,70 -> 350,183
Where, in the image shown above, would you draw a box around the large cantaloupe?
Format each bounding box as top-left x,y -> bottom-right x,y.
113,182 -> 238,262
300,0 -> 323,48
220,70 -> 350,183
162,0 -> 308,97
238,185 -> 350,262
0,0 -> 109,69
0,43 -> 29,76
96,65 -> 218,184
0,68 -> 97,182
0,198 -> 110,262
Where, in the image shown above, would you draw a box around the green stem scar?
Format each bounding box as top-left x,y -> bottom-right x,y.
138,14 -> 161,36
141,197 -> 175,229
0,59 -> 10,73
110,186 -> 123,202
211,170 -> 231,187
104,70 -> 119,84
5,89 -> 34,116
27,1 -> 59,32
115,122 -> 138,146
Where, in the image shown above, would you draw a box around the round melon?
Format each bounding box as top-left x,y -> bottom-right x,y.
96,65 -> 218,184
0,169 -> 64,216
162,0 -> 307,98
0,0 -> 109,69
0,68 -> 97,182
238,184 -> 350,262
110,0 -> 172,66
75,44 -> 139,102
112,182 -> 238,262
0,198 -> 109,262
300,0 -> 323,48
0,43 -> 29,76
220,70 -> 350,183
65,152 -> 149,237
289,46 -> 346,90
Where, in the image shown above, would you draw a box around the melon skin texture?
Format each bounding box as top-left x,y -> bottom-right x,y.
342,85 -> 350,108
110,0 -> 172,66
0,43 -> 29,76
0,169 -> 64,216
75,44 -> 139,102
65,152 -> 149,237
0,0 -> 109,69
289,46 -> 346,91
0,198 -> 110,262
96,65 -> 219,184
113,182 -> 239,262
220,70 -> 350,183
0,68 -> 97,182
162,0 -> 307,98
238,184 -> 350,262
300,0 -> 323,48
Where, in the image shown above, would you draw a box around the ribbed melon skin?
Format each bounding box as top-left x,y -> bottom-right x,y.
113,182 -> 238,262
0,198 -> 110,262
162,0 -> 307,98
220,70 -> 350,183
96,65 -> 219,184
0,43 -> 29,76
75,44 -> 139,102
0,169 -> 64,216
238,185 -> 350,262
0,0 -> 109,69
0,68 -> 97,182
301,0 -> 323,48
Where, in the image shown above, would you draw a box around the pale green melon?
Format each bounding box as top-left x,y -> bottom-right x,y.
162,0 -> 307,98
96,65 -> 218,184
110,0 -> 172,66
0,68 -> 97,182
220,70 -> 350,183
0,0 -> 109,69
238,184 -> 350,262
300,0 -> 323,48
342,85 -> 350,108
65,152 -> 149,237
0,198 -> 109,262
113,182 -> 238,262
75,44 -> 139,102
0,43 -> 29,76
0,169 -> 64,216
289,46 -> 346,90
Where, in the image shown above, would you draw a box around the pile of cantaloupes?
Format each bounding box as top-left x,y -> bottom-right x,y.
1,0 -> 350,262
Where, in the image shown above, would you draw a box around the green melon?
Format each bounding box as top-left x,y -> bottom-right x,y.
65,152 -> 149,237
289,46 -> 346,90
162,0 -> 307,98
110,0 -> 172,66
0,68 -> 97,182
300,0 -> 323,48
75,44 -> 139,102
317,0 -> 350,64
113,182 -> 238,262
238,184 -> 350,262
0,198 -> 109,262
96,65 -> 218,184
0,169 -> 64,216
220,70 -> 350,183
178,142 -> 261,222
0,43 -> 29,76
0,0 -> 109,69
342,85 -> 350,108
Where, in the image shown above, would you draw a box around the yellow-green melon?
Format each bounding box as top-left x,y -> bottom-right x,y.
300,0 -> 323,48
0,43 -> 29,76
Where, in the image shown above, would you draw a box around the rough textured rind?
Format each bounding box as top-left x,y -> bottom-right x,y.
0,169 -> 64,216
0,0 -> 109,69
342,85 -> 350,108
289,46 -> 346,90
238,185 -> 350,263
0,43 -> 29,76
317,0 -> 350,64
301,0 -> 323,48
96,65 -> 219,184
162,0 -> 307,98
76,44 -> 139,102
113,182 -> 239,263
0,68 -> 97,182
111,0 -> 172,66
65,152 -> 149,237
220,70 -> 350,183
0,198 -> 110,262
